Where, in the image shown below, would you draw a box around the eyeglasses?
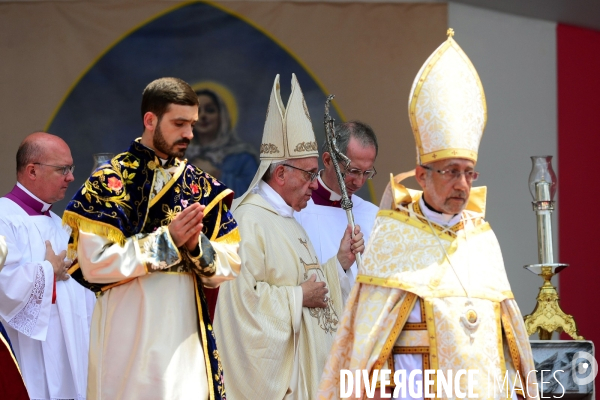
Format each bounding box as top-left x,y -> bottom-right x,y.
421,165 -> 479,182
342,164 -> 377,180
282,164 -> 318,182
34,163 -> 75,176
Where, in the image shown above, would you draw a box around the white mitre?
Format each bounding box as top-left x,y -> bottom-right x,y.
232,73 -> 318,210
409,28 -> 487,165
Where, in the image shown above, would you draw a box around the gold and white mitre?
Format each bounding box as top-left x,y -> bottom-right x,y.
409,29 -> 487,164
232,73 -> 318,210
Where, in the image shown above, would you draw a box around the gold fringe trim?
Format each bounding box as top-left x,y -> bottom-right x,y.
62,211 -> 126,259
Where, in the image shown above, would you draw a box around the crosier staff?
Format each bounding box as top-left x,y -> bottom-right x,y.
324,94 -> 362,269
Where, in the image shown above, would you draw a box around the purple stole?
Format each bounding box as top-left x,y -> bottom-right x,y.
4,185 -> 51,217
311,179 -> 351,208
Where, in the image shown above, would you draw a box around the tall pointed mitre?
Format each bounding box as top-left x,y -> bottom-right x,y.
232,73 -> 318,210
409,28 -> 487,165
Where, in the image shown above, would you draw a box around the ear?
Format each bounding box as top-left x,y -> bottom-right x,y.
143,112 -> 158,132
322,152 -> 332,167
23,164 -> 38,182
415,165 -> 428,189
273,164 -> 287,187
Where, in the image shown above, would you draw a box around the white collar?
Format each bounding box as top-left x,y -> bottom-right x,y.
17,182 -> 52,212
257,180 -> 295,218
317,172 -> 342,201
418,196 -> 461,227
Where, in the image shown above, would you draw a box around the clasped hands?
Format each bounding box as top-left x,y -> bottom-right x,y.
301,224 -> 365,309
168,203 -> 205,252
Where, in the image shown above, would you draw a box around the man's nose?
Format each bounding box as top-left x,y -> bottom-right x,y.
355,173 -> 369,185
183,127 -> 194,139
453,173 -> 470,190
65,171 -> 75,183
309,178 -> 318,190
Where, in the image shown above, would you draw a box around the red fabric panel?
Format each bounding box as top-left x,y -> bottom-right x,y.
52,275 -> 56,304
557,24 -> 600,343
204,287 -> 218,322
0,337 -> 29,399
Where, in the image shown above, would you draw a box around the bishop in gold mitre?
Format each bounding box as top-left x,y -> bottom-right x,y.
318,29 -> 539,400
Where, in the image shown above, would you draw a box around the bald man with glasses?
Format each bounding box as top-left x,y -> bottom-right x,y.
0,132 -> 95,400
295,121 -> 379,302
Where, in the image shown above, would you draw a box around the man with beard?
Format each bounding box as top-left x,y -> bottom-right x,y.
63,77 -> 241,400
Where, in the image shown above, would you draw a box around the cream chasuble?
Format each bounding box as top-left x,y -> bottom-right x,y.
318,185 -> 539,400
214,184 -> 343,400
0,197 -> 95,400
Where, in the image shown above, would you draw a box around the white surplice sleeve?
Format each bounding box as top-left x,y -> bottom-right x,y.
77,225 -> 181,283
77,225 -> 240,286
0,217 -> 54,341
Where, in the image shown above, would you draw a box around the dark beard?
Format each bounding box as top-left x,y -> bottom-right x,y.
153,122 -> 190,158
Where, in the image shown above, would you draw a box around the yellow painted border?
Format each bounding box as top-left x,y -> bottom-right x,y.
366,180 -> 377,203
44,1 -> 194,130
44,1 -> 347,131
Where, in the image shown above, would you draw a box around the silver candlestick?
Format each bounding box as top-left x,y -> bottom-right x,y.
523,155 -> 583,340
